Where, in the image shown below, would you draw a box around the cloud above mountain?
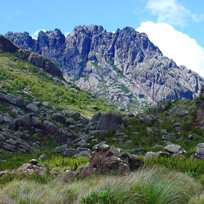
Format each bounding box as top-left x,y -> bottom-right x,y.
146,0 -> 204,27
31,29 -> 46,39
136,21 -> 204,77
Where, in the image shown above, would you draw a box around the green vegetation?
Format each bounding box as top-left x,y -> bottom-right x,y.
2,50 -> 204,203
0,167 -> 202,203
0,52 -> 114,118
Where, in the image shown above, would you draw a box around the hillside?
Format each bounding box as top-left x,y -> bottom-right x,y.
6,25 -> 204,113
2,32 -> 204,204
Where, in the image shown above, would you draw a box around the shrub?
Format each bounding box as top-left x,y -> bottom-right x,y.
80,190 -> 113,204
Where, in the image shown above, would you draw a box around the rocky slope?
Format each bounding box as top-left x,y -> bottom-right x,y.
0,34 -> 64,79
5,25 -> 204,112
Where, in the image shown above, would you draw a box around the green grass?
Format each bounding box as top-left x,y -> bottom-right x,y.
0,51 -> 114,118
0,166 -> 202,204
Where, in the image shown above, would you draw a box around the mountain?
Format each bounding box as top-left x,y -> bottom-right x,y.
6,25 -> 204,112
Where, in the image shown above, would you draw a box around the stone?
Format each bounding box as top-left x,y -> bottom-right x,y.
54,144 -> 68,153
51,113 -> 66,124
164,144 -> 186,154
144,151 -> 169,160
65,118 -> 77,126
167,106 -> 179,116
64,149 -> 78,157
195,143 -> 204,159
162,135 -> 175,140
29,159 -> 38,165
146,127 -> 152,134
139,114 -> 156,124
42,102 -> 49,107
178,110 -> 189,117
173,124 -> 183,131
150,105 -> 159,114
132,148 -> 146,154
9,114 -> 32,130
0,91 -> 23,107
124,140 -> 132,147
38,154 -> 47,161
91,112 -> 101,123
172,153 -> 185,158
3,143 -> 17,152
0,115 -> 4,124
80,144 -> 144,176
96,110 -> 123,132
75,151 -> 91,158
26,103 -> 40,115
31,116 -> 43,129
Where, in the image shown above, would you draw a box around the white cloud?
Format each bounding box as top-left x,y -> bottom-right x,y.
64,32 -> 70,37
136,21 -> 204,77
146,0 -> 204,27
31,29 -> 46,39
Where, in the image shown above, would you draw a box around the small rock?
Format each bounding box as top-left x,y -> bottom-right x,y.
29,159 -> 38,165
125,140 -> 132,147
38,154 -> 47,161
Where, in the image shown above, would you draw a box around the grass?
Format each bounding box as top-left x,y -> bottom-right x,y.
0,166 -> 202,204
0,51 -> 114,118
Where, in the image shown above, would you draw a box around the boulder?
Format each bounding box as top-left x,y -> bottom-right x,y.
31,116 -> 43,129
124,140 -> 132,147
164,144 -> 186,154
80,144 -> 144,176
0,91 -> 23,107
144,151 -> 169,160
26,103 -> 40,115
178,110 -> 189,117
65,118 -> 77,126
91,111 -> 101,123
43,120 -> 73,144
162,135 -> 175,140
139,114 -> 156,124
51,113 -> 66,124
38,154 -> 47,161
167,106 -> 179,116
9,114 -> 32,130
195,143 -> 204,159
54,144 -> 68,153
64,149 -> 78,157
0,115 -> 4,124
96,110 -> 123,132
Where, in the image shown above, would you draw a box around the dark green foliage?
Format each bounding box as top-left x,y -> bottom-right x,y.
80,190 -> 113,204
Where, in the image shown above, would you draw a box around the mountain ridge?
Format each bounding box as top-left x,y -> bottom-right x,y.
5,25 -> 204,112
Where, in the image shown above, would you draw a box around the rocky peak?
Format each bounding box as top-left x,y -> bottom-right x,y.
5,25 -> 204,112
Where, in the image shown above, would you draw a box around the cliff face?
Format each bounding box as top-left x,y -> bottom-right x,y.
6,25 -> 204,112
1,34 -> 64,80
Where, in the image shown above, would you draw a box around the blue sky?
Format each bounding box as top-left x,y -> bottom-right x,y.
1,0 -> 204,76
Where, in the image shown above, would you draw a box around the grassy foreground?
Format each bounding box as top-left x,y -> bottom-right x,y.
0,166 -> 202,204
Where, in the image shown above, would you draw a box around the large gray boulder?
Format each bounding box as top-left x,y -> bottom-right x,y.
164,144 -> 186,154
195,143 -> 204,159
51,113 -> 66,124
26,103 -> 40,115
0,91 -> 23,107
9,114 -> 32,130
43,120 -> 74,144
96,110 -> 123,132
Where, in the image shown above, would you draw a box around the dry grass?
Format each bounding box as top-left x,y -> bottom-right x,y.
0,166 -> 202,204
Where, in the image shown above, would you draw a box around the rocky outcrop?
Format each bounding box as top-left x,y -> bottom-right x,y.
86,110 -> 123,133
80,144 -> 144,176
6,26 -> 204,112
0,90 -> 23,107
0,34 -> 19,52
0,34 -> 64,79
193,86 -> 204,128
